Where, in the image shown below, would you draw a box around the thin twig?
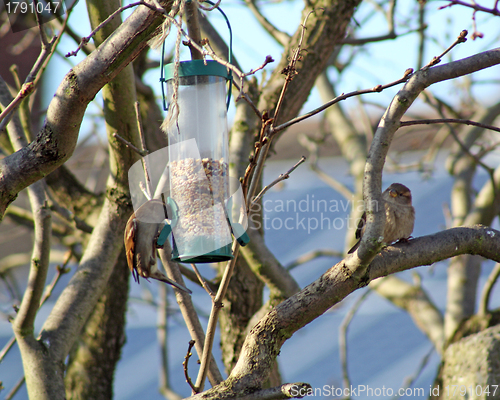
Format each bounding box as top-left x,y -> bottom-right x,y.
4,376 -> 25,400
391,346 -> 435,400
231,79 -> 262,119
421,30 -> 468,69
270,68 -> 414,135
286,249 -> 343,270
194,242 -> 240,392
65,1 -> 164,57
479,262 -> 500,316
112,132 -> 148,156
339,289 -> 372,398
158,247 -> 224,386
33,0 -> 50,47
190,263 -> 215,298
134,101 -> 153,197
244,11 -> 313,209
234,55 -> 274,105
400,118 -> 500,133
0,336 -> 16,363
439,0 -> 500,16
0,82 -> 35,127
272,10 -> 315,129
39,250 -> 72,307
251,156 -> 306,205
183,340 -> 197,393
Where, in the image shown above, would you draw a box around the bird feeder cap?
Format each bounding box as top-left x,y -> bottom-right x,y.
164,60 -> 230,81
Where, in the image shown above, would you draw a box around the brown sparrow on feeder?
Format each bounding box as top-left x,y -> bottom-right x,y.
124,199 -> 191,294
348,183 -> 415,254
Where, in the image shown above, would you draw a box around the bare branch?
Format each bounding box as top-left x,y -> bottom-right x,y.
422,30 -> 468,69
251,156 -> 306,206
194,244 -> 240,391
271,68 -> 414,135
339,289 -> 372,396
244,0 -> 290,46
66,1 -> 164,57
188,226 -> 500,399
112,132 -> 148,156
285,249 -> 343,271
4,376 -> 25,400
191,263 -> 215,298
158,247 -> 224,386
392,346 -> 435,400
183,340 -> 197,393
400,118 -> 500,133
479,263 -> 500,316
439,1 -> 500,17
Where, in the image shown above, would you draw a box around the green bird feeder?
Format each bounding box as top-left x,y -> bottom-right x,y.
157,5 -> 248,263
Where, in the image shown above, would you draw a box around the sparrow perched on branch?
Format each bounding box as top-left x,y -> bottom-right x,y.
124,199 -> 192,294
348,183 -> 415,254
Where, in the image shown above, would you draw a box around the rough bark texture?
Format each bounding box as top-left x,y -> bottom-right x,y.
64,252 -> 129,400
219,257 -> 264,373
45,165 -> 102,220
62,1 -> 140,398
258,0 -> 362,126
0,0 -> 170,219
439,324 -> 500,399
444,103 -> 500,340
217,0 -> 361,384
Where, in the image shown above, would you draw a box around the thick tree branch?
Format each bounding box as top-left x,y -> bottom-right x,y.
184,45 -> 500,399
2,75 -> 52,339
189,226 -> 500,398
0,0 -> 171,220
357,47 -> 500,264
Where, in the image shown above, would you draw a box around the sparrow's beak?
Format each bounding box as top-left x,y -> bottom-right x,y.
389,189 -> 397,198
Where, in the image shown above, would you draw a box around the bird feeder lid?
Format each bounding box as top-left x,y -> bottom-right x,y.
164,60 -> 230,81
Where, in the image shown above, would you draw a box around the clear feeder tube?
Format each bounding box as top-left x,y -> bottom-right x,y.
165,61 -> 232,263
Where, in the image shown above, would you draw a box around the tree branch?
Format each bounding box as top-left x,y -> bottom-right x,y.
479,263 -> 500,316
0,0 -> 172,219
158,246 -> 224,386
370,275 -> 445,354
357,46 -> 500,264
400,118 -> 500,133
191,225 -> 500,398
241,223 -> 301,299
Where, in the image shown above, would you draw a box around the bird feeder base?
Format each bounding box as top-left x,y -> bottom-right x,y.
172,237 -> 233,263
